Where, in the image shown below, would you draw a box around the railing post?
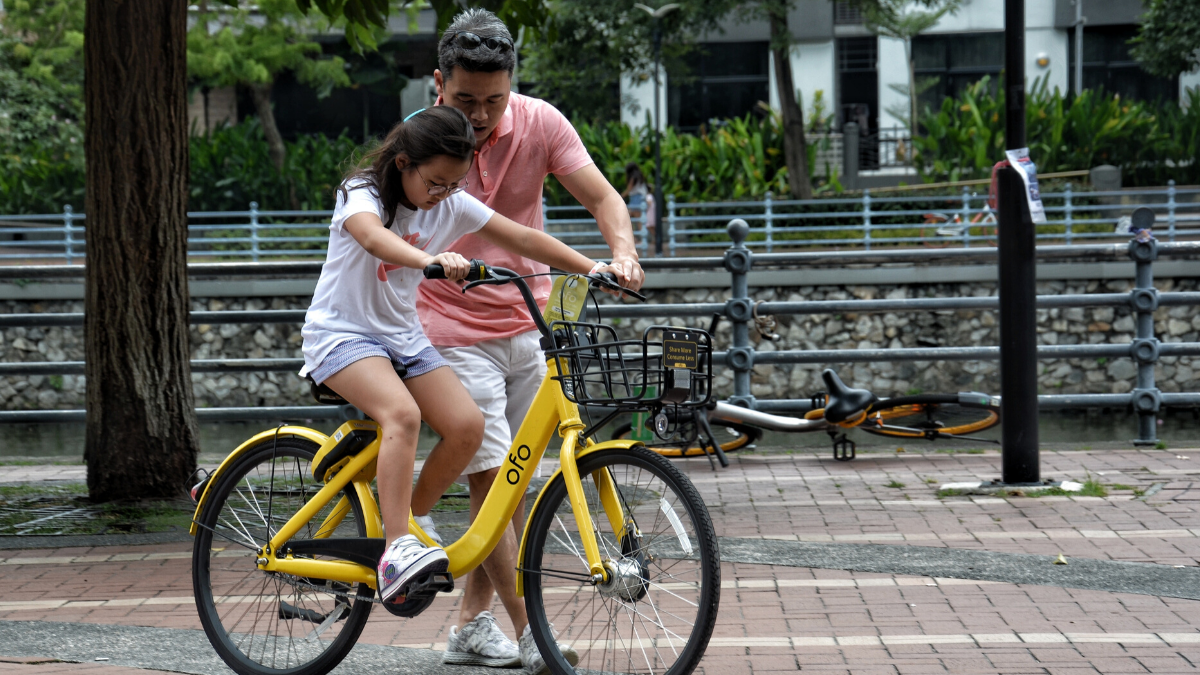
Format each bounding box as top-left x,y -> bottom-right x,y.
764,191 -> 774,253
1166,180 -> 1176,243
960,187 -> 971,248
1127,207 -> 1161,446
1063,183 -> 1073,245
667,194 -> 677,257
862,189 -> 872,251
723,219 -> 754,408
249,201 -> 260,263
62,204 -> 75,265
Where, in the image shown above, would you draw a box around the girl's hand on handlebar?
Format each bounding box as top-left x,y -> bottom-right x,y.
429,252 -> 471,281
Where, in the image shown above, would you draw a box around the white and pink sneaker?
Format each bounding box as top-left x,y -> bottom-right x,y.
377,534 -> 448,604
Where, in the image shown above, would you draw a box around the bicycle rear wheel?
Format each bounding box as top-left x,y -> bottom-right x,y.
521,446 -> 720,675
192,437 -> 373,675
861,394 -> 1000,439
611,419 -> 759,458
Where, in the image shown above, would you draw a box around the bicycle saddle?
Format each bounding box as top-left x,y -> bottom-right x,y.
820,369 -> 878,424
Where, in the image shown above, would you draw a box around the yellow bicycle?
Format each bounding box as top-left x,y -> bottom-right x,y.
189,264 -> 721,675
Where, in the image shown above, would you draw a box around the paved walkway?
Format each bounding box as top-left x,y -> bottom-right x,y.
2,445 -> 1199,673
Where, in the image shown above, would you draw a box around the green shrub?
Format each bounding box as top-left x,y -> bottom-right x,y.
914,75 -> 1200,186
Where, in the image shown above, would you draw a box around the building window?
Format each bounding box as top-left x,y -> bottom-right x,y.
837,36 -> 877,131
912,32 -> 1004,113
834,2 -> 864,25
1068,25 -> 1177,103
667,41 -> 770,132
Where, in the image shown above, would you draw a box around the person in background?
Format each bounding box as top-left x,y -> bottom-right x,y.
621,161 -> 653,253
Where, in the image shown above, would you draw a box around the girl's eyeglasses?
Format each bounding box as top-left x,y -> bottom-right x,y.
451,31 -> 513,52
416,165 -> 468,196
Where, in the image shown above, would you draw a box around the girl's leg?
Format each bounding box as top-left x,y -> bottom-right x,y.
321,356 -> 422,545
405,366 -> 485,516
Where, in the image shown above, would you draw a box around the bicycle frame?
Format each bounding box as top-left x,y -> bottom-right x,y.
192,353 -> 639,593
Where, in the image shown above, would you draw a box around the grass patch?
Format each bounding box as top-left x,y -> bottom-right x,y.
0,482 -> 192,535
937,488 -> 966,498
885,480 -> 905,489
1024,478 -> 1107,498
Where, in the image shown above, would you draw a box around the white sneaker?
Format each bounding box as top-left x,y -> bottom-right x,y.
413,513 -> 444,546
519,624 -> 578,675
442,610 -> 520,667
376,534 -> 448,604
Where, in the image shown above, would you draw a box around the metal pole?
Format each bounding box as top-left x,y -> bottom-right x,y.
724,219 -> 754,408
652,20 -> 665,256
1073,0 -> 1084,97
1128,207 -> 1160,446
998,0 -> 1039,484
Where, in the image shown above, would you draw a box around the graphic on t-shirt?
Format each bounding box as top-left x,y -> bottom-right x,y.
376,232 -> 429,281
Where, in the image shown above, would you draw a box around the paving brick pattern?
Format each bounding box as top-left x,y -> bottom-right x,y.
2,447 -> 1198,673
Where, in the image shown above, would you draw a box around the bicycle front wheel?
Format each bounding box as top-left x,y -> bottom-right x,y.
192,436 -> 374,675
522,446 -> 720,675
862,394 -> 1000,439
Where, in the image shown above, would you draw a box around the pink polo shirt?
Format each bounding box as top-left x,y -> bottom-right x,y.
417,93 -> 593,347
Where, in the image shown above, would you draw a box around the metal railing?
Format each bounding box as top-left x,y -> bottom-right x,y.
3,183 -> 1197,262
2,211 -> 1199,444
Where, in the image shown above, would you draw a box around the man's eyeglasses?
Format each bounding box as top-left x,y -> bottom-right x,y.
451,31 -> 513,52
416,165 -> 468,197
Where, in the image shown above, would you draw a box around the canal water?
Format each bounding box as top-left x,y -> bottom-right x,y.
1,409 -> 1198,462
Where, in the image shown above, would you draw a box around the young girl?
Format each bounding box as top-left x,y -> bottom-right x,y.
621,162 -> 654,254
300,106 -> 612,604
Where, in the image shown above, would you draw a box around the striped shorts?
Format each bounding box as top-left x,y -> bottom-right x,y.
309,337 -> 449,385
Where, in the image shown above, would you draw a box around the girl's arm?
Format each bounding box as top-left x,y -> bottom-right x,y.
342,212 -> 470,278
475,212 -> 600,276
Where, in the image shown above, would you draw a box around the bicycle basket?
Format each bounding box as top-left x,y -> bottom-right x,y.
546,322 -> 713,408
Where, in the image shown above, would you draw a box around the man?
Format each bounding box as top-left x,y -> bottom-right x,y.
412,7 -> 645,674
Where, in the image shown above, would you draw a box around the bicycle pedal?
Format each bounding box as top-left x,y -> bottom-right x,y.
832,435 -> 856,462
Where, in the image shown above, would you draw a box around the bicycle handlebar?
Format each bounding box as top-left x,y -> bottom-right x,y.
421,261 -> 645,340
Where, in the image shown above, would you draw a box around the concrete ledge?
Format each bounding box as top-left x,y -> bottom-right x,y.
1,260 -> 1196,299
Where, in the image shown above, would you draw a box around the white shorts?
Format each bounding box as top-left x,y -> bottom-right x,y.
435,330 -> 548,477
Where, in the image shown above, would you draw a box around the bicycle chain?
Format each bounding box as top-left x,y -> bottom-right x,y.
271,572 -> 384,605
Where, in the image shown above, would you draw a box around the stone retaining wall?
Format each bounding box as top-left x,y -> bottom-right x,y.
2,277 -> 1197,411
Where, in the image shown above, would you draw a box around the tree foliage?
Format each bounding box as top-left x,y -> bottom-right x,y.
1129,0 -> 1200,79
859,0 -> 961,133
1,0 -> 85,96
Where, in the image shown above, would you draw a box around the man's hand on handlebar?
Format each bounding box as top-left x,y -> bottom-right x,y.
607,254 -> 644,292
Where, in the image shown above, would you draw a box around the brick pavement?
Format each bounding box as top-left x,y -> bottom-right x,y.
2,446 -> 1198,673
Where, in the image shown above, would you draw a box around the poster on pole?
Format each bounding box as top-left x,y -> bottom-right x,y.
1004,148 -> 1047,223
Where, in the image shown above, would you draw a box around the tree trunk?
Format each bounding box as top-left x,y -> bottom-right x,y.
769,11 -> 812,200
250,82 -> 287,172
84,0 -> 199,501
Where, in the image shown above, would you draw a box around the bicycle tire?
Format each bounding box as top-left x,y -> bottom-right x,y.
192,437 -> 373,675
610,419 -> 760,457
521,446 -> 720,675
861,394 -> 1000,439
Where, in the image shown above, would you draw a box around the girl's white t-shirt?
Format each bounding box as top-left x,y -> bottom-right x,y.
300,180 -> 495,377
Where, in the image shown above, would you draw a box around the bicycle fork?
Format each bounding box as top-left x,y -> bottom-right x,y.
556,429 -> 634,585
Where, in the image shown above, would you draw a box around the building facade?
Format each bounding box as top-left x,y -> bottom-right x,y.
621,0 -> 1200,135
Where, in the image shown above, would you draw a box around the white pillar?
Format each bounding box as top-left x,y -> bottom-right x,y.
877,36 -> 908,129
620,68 -> 667,131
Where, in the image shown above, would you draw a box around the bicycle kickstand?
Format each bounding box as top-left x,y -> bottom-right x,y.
695,409 -> 729,469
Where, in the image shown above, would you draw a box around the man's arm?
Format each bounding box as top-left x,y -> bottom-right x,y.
557,163 -> 645,291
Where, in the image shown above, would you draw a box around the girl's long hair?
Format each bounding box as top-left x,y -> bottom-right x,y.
340,106 -> 476,227
625,162 -> 647,189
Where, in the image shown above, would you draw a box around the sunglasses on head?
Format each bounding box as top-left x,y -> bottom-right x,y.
451,31 -> 513,52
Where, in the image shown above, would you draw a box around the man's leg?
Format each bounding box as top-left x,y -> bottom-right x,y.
457,331 -> 546,629
458,467 -> 528,634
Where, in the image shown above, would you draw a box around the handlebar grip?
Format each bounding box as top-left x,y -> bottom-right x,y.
423,259 -> 487,281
